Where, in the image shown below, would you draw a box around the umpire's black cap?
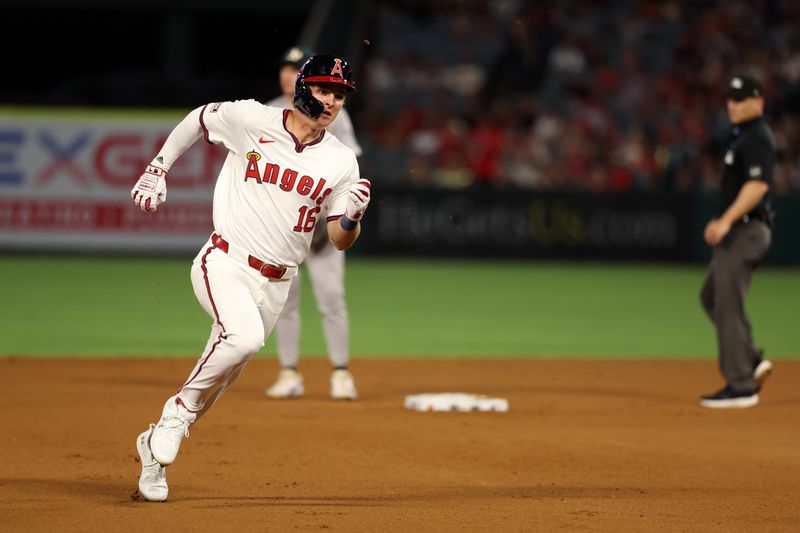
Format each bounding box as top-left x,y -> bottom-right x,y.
279,46 -> 316,68
727,75 -> 764,101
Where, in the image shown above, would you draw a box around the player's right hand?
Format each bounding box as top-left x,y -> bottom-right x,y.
344,179 -> 371,221
131,162 -> 168,213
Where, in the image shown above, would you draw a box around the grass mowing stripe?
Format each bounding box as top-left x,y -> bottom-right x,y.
1,256 -> 797,358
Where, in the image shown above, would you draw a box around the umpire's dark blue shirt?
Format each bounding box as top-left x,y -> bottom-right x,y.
721,116 -> 776,219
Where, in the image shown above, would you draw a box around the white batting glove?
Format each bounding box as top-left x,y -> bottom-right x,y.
344,179 -> 371,222
131,161 -> 168,213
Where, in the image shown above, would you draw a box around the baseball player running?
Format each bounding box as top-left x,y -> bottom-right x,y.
130,54 -> 371,502
265,47 -> 362,401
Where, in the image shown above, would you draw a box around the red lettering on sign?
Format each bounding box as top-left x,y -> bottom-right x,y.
36,160 -> 90,187
0,198 -> 211,233
94,134 -> 145,187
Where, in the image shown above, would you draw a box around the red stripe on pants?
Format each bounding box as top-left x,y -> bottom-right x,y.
179,244 -> 225,392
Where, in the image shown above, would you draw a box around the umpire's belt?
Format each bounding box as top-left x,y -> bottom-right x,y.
211,233 -> 296,281
741,209 -> 773,229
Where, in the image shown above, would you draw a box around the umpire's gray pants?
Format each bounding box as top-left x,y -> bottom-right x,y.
700,220 -> 771,392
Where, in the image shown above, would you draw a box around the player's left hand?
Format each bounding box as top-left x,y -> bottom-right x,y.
704,218 -> 731,246
344,179 -> 371,222
131,162 -> 168,213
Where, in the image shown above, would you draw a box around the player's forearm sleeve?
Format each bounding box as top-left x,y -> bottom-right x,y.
154,106 -> 205,171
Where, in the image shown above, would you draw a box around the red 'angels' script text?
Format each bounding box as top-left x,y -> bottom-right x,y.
244,153 -> 332,206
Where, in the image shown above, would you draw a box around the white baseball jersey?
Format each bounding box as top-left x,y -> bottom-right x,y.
200,99 -> 359,267
265,95 -> 362,156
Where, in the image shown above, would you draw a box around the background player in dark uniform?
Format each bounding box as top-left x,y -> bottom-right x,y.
699,75 -> 776,409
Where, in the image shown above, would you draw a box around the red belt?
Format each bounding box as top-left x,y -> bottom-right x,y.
211,233 -> 288,280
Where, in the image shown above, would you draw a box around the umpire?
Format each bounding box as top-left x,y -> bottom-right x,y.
699,74 -> 776,409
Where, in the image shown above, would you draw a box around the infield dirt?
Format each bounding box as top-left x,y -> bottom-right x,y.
1,358 -> 799,532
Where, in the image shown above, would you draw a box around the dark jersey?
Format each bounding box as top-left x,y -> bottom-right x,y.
720,116 -> 776,223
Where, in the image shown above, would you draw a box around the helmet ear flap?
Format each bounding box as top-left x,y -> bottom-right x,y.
293,83 -> 324,118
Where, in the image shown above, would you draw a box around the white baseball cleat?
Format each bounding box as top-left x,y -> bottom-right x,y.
330,369 -> 357,400
150,395 -> 196,466
136,424 -> 168,502
265,368 -> 305,399
754,358 -> 773,390
699,386 -> 759,409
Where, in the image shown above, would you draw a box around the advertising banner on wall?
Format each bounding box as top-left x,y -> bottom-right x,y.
0,109 -> 224,253
362,187 -> 695,260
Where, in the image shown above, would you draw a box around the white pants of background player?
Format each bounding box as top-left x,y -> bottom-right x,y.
177,237 -> 292,420
274,241 -> 348,368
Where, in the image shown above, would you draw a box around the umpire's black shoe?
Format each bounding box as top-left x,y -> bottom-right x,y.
753,349 -> 773,392
699,386 -> 759,409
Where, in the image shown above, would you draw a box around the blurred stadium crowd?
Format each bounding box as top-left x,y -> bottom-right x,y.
6,1 -> 797,196
355,0 -> 800,194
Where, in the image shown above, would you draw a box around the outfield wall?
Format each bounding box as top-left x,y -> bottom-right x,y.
1,109 -> 798,262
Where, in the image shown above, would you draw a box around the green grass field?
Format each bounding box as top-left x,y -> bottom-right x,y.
1,256 -> 797,358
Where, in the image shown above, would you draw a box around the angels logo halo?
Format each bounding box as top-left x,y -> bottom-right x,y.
293,54 -> 356,118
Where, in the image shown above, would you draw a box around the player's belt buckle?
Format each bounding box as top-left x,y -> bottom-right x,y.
254,259 -> 287,281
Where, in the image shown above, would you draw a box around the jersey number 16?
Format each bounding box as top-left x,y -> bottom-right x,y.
293,205 -> 320,233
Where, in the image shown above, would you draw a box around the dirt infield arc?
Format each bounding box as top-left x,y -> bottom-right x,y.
1,358 -> 799,532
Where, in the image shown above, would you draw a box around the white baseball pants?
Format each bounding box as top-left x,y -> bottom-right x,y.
176,237 -> 292,421
274,242 -> 349,368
